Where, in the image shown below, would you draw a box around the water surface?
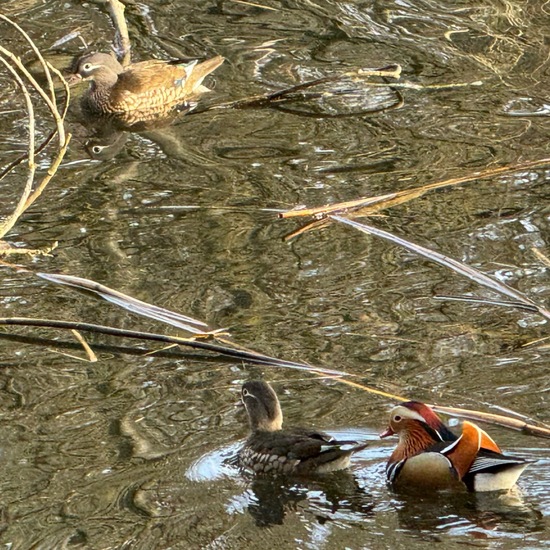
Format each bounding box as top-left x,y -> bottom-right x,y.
0,0 -> 549,548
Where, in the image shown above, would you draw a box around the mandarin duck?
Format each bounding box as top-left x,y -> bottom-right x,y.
381,401 -> 531,492
71,52 -> 224,120
238,381 -> 368,475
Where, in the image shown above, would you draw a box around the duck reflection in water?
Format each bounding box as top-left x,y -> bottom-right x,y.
391,489 -> 543,537
229,471 -> 374,528
80,112 -> 216,165
85,127 -> 129,161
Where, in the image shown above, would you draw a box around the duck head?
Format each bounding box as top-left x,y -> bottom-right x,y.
241,380 -> 283,432
71,52 -> 124,87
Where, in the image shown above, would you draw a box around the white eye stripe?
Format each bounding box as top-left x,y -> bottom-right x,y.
390,406 -> 425,423
80,62 -> 100,73
242,388 -> 258,399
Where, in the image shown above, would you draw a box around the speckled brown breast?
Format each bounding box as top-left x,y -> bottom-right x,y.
238,429 -> 367,475
109,86 -> 197,116
85,56 -> 224,119
239,445 -> 301,474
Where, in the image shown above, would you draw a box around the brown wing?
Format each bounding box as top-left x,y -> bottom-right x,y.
240,430 -> 366,474
112,56 -> 224,97
113,60 -> 179,93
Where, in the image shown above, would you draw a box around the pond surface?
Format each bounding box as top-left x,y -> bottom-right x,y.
0,0 -> 549,548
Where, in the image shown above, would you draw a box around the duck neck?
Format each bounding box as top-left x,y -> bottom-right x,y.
391,421 -> 439,462
87,68 -> 119,110
93,66 -> 119,88
251,415 -> 282,432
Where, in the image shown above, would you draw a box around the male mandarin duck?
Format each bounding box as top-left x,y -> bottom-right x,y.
238,381 -> 368,475
71,52 -> 224,119
380,401 -> 531,492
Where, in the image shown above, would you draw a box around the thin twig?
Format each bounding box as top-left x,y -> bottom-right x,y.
0,55 -> 36,240
23,135 -> 72,210
0,15 -> 56,104
230,0 -> 279,10
0,60 -> 70,183
107,0 -> 131,64
280,156 -> 550,220
2,269 -> 549,438
37,272 -> 213,334
192,65 -> 403,114
0,15 -> 69,249
0,243 -> 58,257
532,247 -> 550,268
2,315 -> 548,438
0,316 -> 346,376
331,215 -> 550,320
0,45 -> 66,145
431,405 -> 550,438
71,330 -> 98,362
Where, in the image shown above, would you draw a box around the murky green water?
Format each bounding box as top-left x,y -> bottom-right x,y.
0,0 -> 549,548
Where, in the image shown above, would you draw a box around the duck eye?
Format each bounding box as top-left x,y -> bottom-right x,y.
242,389 -> 250,397
92,145 -> 102,154
82,62 -> 93,72
394,415 -> 402,422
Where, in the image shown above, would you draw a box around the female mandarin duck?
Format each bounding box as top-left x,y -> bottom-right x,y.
239,381 -> 368,475
381,401 -> 531,492
71,52 -> 224,119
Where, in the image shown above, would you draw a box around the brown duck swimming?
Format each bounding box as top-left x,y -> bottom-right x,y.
71,52 -> 224,120
238,380 -> 368,475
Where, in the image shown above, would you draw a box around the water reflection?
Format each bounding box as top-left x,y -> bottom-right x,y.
188,435 -> 378,528
187,437 -> 545,539
2,0 -> 550,547
85,128 -> 129,161
76,108 -> 194,161
230,472 -> 374,528
390,489 -> 544,539
187,442 -> 243,482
